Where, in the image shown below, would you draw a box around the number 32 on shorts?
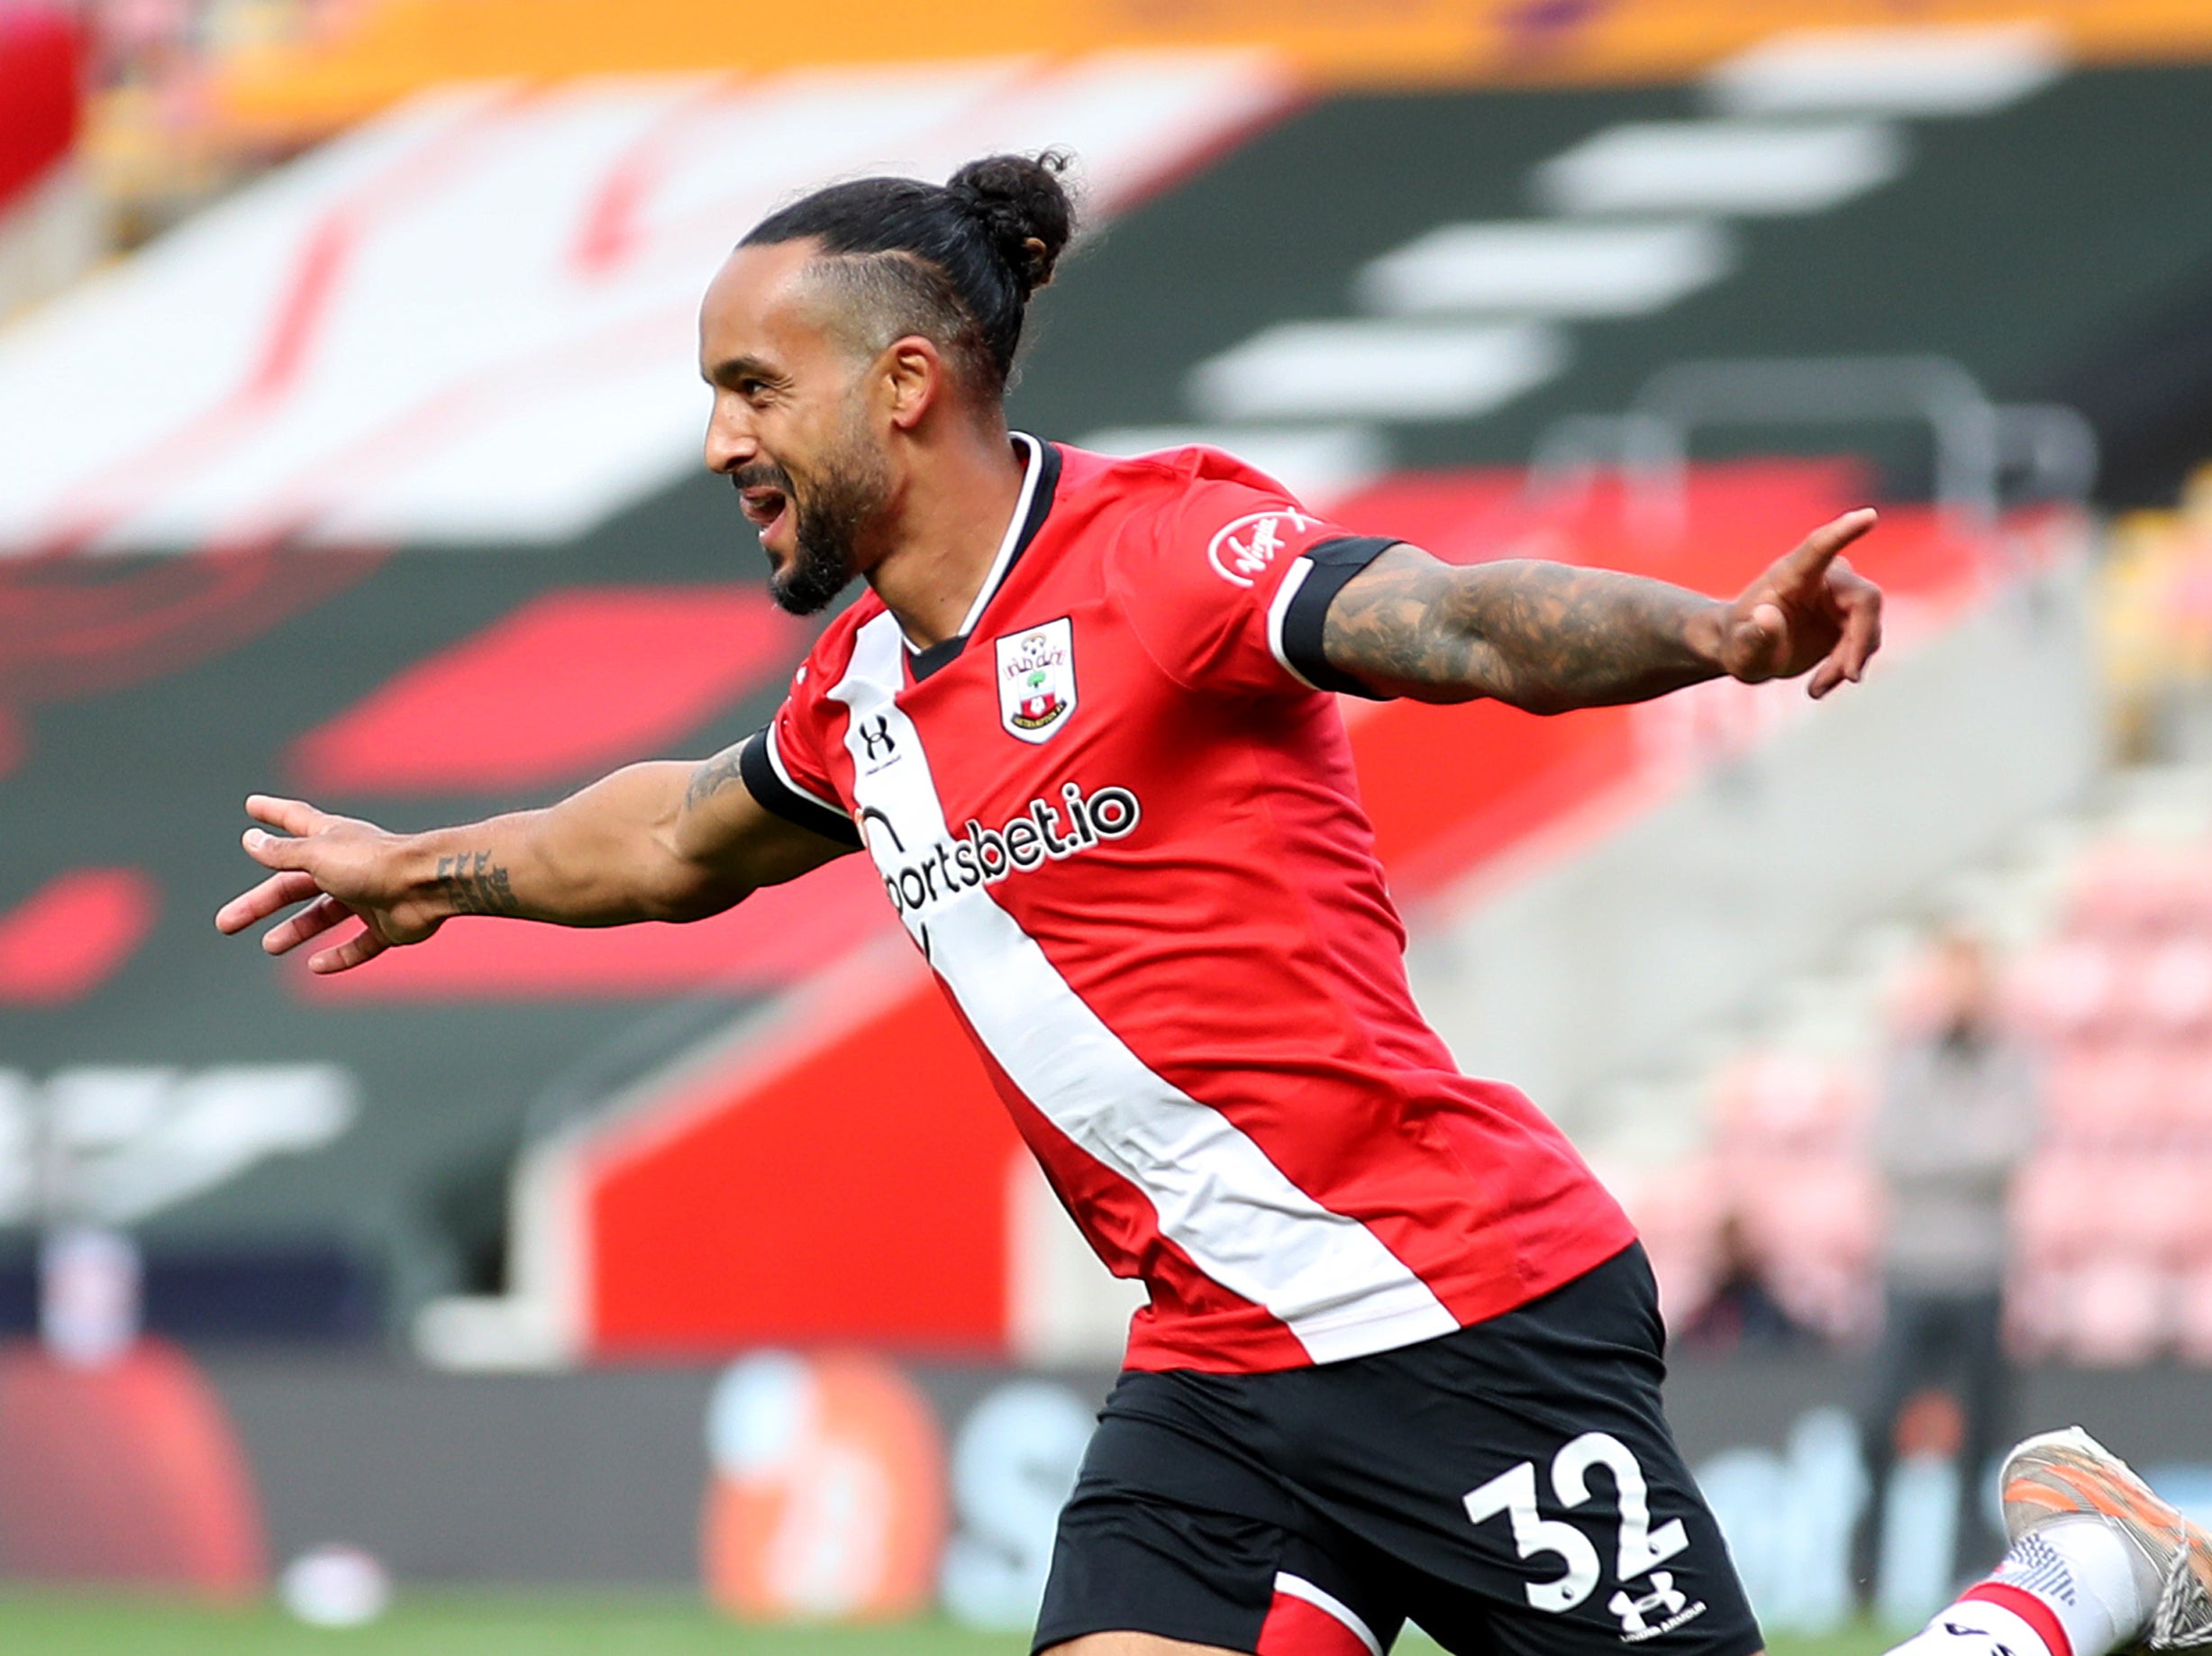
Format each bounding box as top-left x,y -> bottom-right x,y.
1461,1433 -> 1689,1614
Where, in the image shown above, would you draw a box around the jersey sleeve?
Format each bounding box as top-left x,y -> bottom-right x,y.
1106,473 -> 1400,699
736,691 -> 862,851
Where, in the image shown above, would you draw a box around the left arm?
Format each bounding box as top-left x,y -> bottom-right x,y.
1321,508 -> 1883,712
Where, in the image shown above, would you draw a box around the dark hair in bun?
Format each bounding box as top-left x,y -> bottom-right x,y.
945,151 -> 1076,300
740,150 -> 1079,396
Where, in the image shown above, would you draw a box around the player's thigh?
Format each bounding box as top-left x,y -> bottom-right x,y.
1042,1635 -> 1251,1656
1270,1249 -> 1763,1656
1427,1405 -> 1761,1656
1033,1404 -> 1398,1656
1035,1488 -> 1395,1656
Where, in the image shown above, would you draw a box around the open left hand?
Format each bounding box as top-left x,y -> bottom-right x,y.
214,794 -> 442,974
1713,507 -> 1884,698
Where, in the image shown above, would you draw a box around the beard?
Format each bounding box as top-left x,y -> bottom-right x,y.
738,406 -> 891,617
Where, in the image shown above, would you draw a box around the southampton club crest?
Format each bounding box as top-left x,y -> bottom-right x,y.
996,617 -> 1077,743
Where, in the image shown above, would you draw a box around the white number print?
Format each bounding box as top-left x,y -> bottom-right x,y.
1461,1460 -> 1601,1614
1552,1432 -> 1690,1583
1462,1433 -> 1689,1615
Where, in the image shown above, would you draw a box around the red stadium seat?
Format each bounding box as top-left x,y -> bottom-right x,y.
2044,1041 -> 2173,1147
2171,1268 -> 2212,1366
1707,1051 -> 1870,1154
2065,845 -> 2212,941
1731,1158 -> 1883,1338
2008,936 -> 2126,1043
0,6 -> 79,218
2005,1260 -> 2066,1360
2138,936 -> 2212,1036
2053,1254 -> 2171,1367
2012,1156 -> 2212,1364
2012,1151 -> 2107,1267
2162,848 -> 2212,935
1607,1157 -> 1727,1325
2110,1160 -> 2212,1267
2162,1035 -> 2212,1137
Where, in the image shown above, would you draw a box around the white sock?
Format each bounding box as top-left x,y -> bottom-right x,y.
1883,1518 -> 2158,1656
1885,1601 -> 2064,1656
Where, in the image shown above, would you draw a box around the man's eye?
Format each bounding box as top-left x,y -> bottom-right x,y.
740,378 -> 769,398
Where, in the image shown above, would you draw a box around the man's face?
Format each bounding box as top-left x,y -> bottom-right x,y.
1934,935 -> 1992,1026
698,240 -> 892,615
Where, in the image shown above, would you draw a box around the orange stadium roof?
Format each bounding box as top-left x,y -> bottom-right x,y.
212,0 -> 2212,141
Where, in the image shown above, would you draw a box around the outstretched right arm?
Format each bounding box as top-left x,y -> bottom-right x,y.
214,742 -> 852,976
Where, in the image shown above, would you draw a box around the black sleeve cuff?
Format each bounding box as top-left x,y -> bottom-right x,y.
1278,535 -> 1400,699
738,729 -> 862,848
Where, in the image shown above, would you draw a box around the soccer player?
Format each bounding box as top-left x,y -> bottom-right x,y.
217,154 -> 2210,1656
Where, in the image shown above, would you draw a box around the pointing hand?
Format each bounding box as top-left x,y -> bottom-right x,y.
1714,508 -> 1884,698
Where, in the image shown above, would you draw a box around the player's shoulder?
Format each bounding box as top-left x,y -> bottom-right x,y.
1053,441 -> 1310,523
1052,442 -> 1348,613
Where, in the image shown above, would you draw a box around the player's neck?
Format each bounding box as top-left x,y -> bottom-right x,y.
866,423 -> 1029,651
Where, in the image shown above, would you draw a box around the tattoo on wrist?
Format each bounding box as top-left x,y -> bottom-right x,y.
436,851 -> 520,917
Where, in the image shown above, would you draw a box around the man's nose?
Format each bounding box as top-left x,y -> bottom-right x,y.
705,405 -> 757,473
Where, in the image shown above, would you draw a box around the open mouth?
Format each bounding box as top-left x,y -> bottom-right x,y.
740,486 -> 789,537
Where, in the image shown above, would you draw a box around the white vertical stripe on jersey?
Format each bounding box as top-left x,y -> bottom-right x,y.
829,612 -> 1458,1364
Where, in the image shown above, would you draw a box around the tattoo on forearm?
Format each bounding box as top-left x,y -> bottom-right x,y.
1323,549 -> 1719,713
436,851 -> 521,916
686,746 -> 747,812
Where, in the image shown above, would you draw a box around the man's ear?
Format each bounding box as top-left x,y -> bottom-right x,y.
882,335 -> 942,431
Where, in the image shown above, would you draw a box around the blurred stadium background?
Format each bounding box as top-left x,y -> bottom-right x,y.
4,0 -> 2212,1649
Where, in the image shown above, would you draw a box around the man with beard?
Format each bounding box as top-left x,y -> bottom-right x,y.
220,152 -> 2212,1656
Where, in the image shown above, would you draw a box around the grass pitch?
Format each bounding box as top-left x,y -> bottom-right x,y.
0,1594 -> 1906,1656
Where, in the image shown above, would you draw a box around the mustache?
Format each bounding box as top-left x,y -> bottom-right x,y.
730,462 -> 795,495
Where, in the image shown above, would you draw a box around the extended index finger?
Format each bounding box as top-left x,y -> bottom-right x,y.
1776,507 -> 1880,588
245,794 -> 332,838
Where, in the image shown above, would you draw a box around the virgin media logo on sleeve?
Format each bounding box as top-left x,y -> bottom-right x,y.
1207,508 -> 1315,588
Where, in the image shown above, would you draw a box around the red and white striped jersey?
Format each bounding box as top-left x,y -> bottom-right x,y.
738,436 -> 1634,1372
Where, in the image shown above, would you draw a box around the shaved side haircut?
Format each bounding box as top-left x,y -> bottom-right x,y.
742,151 -> 1079,400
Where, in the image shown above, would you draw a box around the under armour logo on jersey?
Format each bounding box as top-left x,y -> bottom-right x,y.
1608,1573 -> 1687,1638
858,716 -> 897,763
1606,1572 -> 1705,1643
1207,508 -> 1316,588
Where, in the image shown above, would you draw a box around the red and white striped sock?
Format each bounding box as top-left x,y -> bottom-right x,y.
1885,1517 -> 2156,1656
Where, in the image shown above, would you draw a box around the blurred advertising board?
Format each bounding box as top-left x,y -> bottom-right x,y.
12,1342 -> 2212,1628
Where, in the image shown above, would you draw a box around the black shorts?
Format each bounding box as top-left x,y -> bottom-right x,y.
1033,1245 -> 1760,1656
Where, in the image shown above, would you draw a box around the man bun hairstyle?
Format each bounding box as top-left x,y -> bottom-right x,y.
945,151 -> 1075,302
742,150 -> 1078,397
